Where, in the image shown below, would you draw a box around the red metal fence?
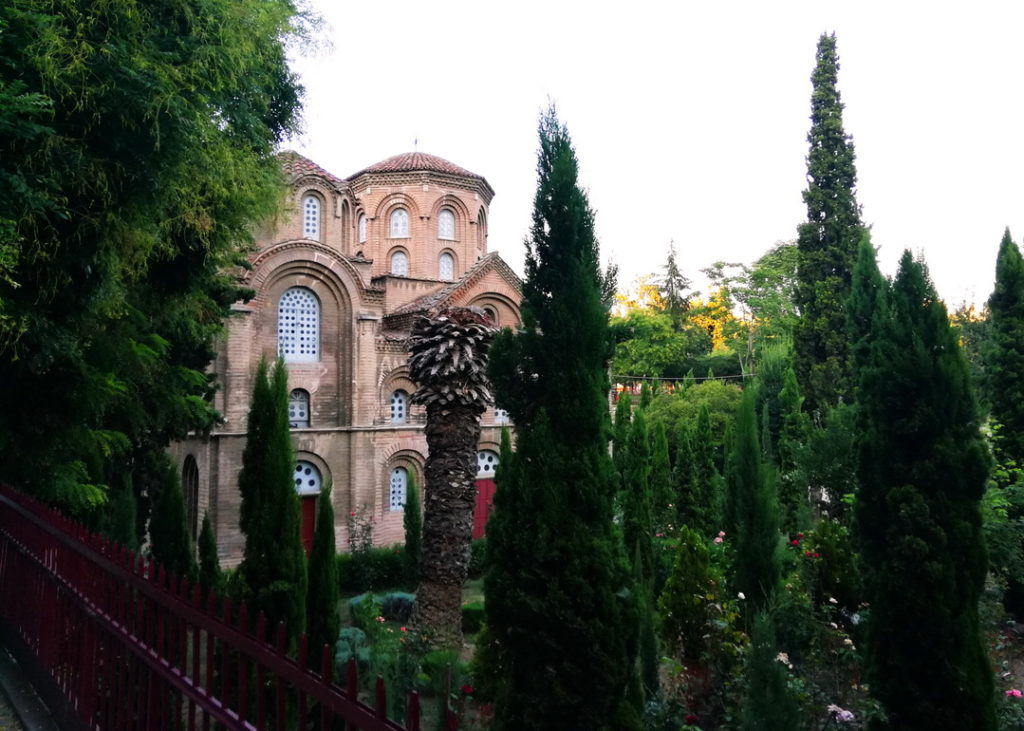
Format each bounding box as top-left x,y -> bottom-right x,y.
0,484 -> 427,730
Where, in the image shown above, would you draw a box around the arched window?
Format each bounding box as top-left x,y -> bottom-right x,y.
289,389 -> 310,428
482,306 -> 498,324
495,408 -> 510,425
182,455 -> 199,537
390,250 -> 408,276
277,287 -> 320,363
390,389 -> 408,424
358,214 -> 367,243
389,208 -> 410,238
302,194 -> 321,240
438,209 -> 455,240
439,252 -> 454,281
294,461 -> 321,495
389,467 -> 408,511
476,450 -> 499,479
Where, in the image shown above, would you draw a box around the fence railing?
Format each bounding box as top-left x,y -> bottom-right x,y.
0,483 -> 434,730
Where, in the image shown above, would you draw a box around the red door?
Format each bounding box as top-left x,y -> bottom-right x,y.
300,495 -> 317,554
473,478 -> 496,539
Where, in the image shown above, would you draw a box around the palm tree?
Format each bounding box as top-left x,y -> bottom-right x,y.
407,306 -> 495,647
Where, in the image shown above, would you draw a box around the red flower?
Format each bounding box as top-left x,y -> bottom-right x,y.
460,684 -> 475,695
685,714 -> 699,724
813,552 -> 821,558
804,551 -> 813,557
790,539 -> 799,546
796,532 -> 804,539
350,511 -> 357,517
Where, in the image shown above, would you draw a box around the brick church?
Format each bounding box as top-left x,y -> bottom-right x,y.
172,151 -> 522,565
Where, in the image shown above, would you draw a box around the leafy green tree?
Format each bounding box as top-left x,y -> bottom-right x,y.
198,512 -> 221,592
0,0 -> 304,514
658,526 -> 714,661
755,343 -> 792,466
856,251 -> 994,729
776,367 -> 810,532
306,483 -> 340,658
485,107 -> 641,730
986,228 -> 1024,463
647,379 -> 742,470
613,391 -> 633,477
725,387 -> 782,614
238,359 -> 306,646
403,471 -> 422,585
148,457 -> 197,581
793,33 -> 864,415
610,309 -> 711,379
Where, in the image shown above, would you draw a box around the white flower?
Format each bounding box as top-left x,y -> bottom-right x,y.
775,652 -> 793,669
829,596 -> 838,604
843,638 -> 854,648
737,592 -> 746,600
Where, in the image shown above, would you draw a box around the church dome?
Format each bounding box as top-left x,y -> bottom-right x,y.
347,151 -> 485,181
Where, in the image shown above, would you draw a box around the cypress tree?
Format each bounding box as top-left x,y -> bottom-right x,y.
149,456 -> 197,581
102,473 -> 138,550
403,471 -> 422,585
484,107 -> 641,730
238,358 -> 306,645
776,366 -> 809,532
682,403 -> 719,538
986,228 -> 1024,464
198,512 -> 221,592
742,611 -> 801,731
726,387 -> 782,614
793,33 -> 864,414
613,391 -> 633,478
650,419 -> 672,526
306,483 -> 340,659
671,422 -> 695,527
623,409 -> 654,582
856,251 -> 994,729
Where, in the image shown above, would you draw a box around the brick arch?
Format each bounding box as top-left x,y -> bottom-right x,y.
466,292 -> 521,328
248,250 -> 357,426
373,194 -> 421,225
379,366 -> 418,425
429,195 -> 472,240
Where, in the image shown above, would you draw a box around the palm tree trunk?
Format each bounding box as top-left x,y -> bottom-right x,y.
410,402 -> 482,647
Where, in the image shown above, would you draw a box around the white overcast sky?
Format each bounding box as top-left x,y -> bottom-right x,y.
286,1 -> 1024,307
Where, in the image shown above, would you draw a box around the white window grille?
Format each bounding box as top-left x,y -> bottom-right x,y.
389,467 -> 408,511
438,209 -> 455,240
389,208 -> 410,238
476,450 -> 499,479
439,253 -> 454,281
358,214 -> 367,242
390,251 -> 408,276
390,390 -> 408,424
495,408 -> 510,425
303,195 -> 321,240
289,389 -> 310,428
277,287 -> 319,363
294,461 -> 321,495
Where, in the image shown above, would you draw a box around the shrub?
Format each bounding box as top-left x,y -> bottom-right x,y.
461,601 -> 485,635
381,592 -> 415,623
467,538 -> 487,579
338,545 -> 407,593
335,627 -> 370,676
348,594 -> 383,630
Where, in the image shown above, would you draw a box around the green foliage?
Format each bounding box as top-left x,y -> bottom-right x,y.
0,0 -> 305,513
100,473 -> 138,550
237,358 -> 306,646
484,107 -> 641,730
856,251 -> 995,729
650,420 -> 673,526
148,456 -> 197,581
198,512 -> 221,592
756,343 -> 792,466
338,545 -> 408,593
613,391 -> 633,478
792,403 -> 857,522
986,228 -> 1024,463
403,472 -> 422,585
610,310 -> 713,380
657,241 -> 693,328
461,600 -> 485,634
805,519 -> 860,611
726,387 -> 782,614
623,409 -> 655,581
647,379 -> 742,471
741,611 -> 801,731
467,538 -> 487,580
658,527 -> 714,661
793,33 -> 864,414
307,484 -> 340,658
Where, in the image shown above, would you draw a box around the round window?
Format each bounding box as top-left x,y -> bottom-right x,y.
294,461 -> 322,495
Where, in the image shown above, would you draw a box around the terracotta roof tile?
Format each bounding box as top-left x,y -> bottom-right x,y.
277,151 -> 347,188
347,152 -> 483,181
